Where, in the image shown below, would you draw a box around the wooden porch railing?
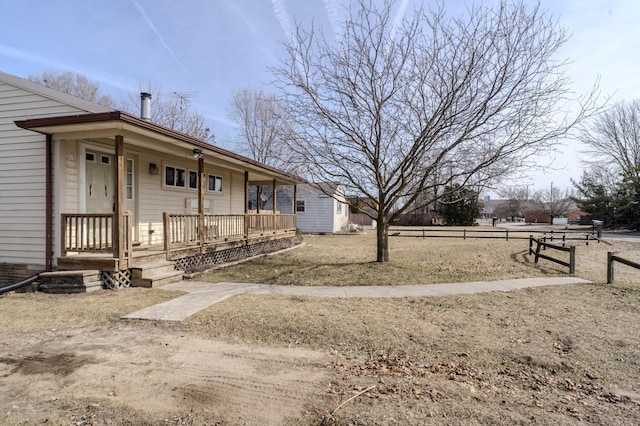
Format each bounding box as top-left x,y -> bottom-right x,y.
163,213 -> 297,251
61,212 -> 132,264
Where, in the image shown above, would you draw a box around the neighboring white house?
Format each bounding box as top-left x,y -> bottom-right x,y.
0,71 -> 301,287
295,183 -> 350,234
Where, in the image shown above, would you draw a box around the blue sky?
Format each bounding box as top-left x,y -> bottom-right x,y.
1,0 -> 639,193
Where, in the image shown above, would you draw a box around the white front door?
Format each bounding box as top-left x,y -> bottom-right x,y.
85,151 -> 114,213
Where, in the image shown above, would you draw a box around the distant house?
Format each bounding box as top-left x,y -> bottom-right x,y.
295,183 -> 350,234
0,71 -> 301,289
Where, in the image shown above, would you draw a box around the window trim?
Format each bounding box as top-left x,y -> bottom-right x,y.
296,200 -> 306,213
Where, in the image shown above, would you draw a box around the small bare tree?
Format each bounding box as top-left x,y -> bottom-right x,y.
533,186 -> 573,224
228,88 -> 292,171
496,185 -> 530,218
274,0 -> 598,262
28,70 -> 114,107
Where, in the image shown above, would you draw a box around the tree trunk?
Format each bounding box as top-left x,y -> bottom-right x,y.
376,220 -> 389,262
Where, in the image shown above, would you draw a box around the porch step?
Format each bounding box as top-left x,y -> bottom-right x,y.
38,270 -> 103,293
131,260 -> 184,288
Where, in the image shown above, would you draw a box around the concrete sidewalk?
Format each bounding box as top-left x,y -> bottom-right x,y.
121,276 -> 592,322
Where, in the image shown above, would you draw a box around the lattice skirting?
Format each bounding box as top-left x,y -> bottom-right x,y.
174,236 -> 302,273
101,269 -> 132,289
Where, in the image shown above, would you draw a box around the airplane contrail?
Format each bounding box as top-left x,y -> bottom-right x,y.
130,0 -> 191,77
271,0 -> 294,41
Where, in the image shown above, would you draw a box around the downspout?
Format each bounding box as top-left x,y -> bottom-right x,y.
45,134 -> 53,271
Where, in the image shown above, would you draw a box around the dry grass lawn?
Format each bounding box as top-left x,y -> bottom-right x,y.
202,227 -> 640,285
1,227 -> 639,425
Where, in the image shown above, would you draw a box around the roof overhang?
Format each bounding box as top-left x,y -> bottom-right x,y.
15,111 -> 302,186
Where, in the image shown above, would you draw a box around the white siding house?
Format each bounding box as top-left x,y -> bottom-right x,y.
295,184 -> 350,234
0,71 -> 300,287
0,71 -> 113,283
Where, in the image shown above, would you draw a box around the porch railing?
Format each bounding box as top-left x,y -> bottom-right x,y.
61,212 -> 132,263
163,213 -> 297,251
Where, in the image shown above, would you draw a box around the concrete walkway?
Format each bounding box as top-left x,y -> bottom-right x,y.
121,277 -> 592,322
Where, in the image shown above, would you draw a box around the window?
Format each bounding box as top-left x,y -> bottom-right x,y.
296,200 -> 306,213
126,159 -> 134,200
207,174 -> 223,192
165,165 -> 186,188
101,155 -> 111,165
337,202 -> 342,214
86,152 -> 96,162
188,170 -> 198,190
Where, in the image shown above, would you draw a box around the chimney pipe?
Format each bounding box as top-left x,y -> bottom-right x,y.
140,92 -> 151,121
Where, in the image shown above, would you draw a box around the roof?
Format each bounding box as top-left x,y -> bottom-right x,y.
0,70 -> 113,114
15,110 -> 302,185
300,182 -> 343,197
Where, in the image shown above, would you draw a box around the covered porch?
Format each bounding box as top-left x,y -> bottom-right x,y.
16,110 -> 301,287
57,211 -> 297,271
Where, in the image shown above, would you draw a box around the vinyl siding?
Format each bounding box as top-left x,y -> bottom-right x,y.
295,185 -> 350,234
0,81 -> 98,265
296,187 -> 336,234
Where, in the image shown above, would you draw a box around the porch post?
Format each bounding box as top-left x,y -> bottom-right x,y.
114,135 -> 124,266
257,185 -> 261,214
273,179 -> 277,234
198,156 -> 205,252
244,171 -> 249,239
293,184 -> 297,214
244,171 -> 249,214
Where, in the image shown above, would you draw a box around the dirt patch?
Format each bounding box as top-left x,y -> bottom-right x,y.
0,352 -> 95,376
0,324 -> 329,425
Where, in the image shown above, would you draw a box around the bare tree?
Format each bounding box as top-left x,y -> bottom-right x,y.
28,70 -> 114,107
273,0 -> 598,262
533,186 -> 573,224
119,82 -> 215,144
496,185 -> 530,218
228,88 -> 292,170
579,99 -> 640,190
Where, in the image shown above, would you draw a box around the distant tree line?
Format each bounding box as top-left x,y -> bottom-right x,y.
572,100 -> 640,230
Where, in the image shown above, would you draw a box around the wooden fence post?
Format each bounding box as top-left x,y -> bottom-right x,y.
506,229 -> 509,241
607,251 -> 614,284
529,235 -> 533,255
569,246 -> 576,274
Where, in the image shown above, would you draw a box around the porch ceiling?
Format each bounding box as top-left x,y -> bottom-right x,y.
15,111 -> 302,186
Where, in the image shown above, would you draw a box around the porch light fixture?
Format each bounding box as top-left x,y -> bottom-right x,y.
149,163 -> 159,175
192,148 -> 203,159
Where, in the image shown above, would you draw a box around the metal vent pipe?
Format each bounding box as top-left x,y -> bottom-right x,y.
140,92 -> 151,121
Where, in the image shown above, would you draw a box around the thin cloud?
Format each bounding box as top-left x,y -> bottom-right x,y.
129,0 -> 191,77
390,0 -> 410,41
0,43 -> 134,92
271,0 -> 294,41
323,0 -> 342,39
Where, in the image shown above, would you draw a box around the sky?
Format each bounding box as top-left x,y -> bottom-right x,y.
1,0 -> 639,194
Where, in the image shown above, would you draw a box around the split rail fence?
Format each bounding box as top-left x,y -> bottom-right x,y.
529,236 -> 576,274
607,252 -> 640,283
392,228 -> 599,244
